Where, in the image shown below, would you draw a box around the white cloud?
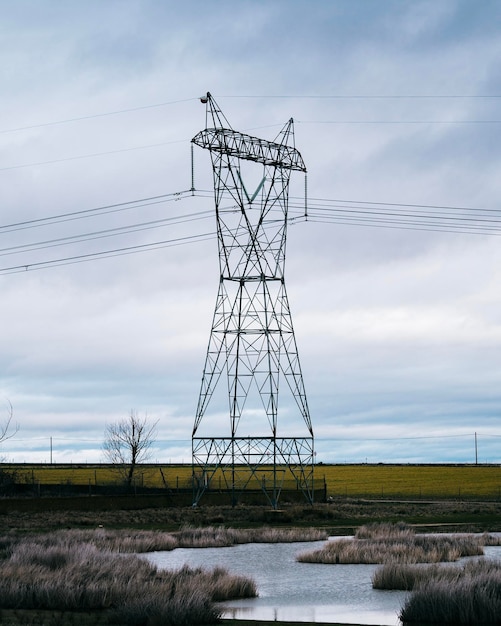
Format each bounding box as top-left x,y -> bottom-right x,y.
0,1 -> 500,464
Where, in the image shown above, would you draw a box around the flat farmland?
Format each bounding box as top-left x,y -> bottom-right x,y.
318,464 -> 501,499
3,463 -> 501,499
2,464 -> 194,490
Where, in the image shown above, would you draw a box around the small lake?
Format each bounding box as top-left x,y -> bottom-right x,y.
145,541 -> 501,625
145,539 -> 404,625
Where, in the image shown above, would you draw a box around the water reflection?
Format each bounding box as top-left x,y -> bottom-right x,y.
145,540 -> 406,625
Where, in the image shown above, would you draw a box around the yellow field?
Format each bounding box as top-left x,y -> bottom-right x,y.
3,464 -> 194,490
318,464 -> 501,499
3,463 -> 501,499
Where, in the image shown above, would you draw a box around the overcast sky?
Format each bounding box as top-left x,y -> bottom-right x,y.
1,0 -> 501,465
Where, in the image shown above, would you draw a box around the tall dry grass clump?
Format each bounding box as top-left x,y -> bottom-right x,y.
297,522 -> 486,564
355,521 -> 414,540
0,535 -> 257,625
175,525 -> 326,548
0,525 -> 326,556
373,562 -> 445,590
398,560 -> 501,625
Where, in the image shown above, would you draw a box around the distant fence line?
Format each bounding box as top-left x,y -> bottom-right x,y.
0,463 -> 325,495
1,462 -> 501,500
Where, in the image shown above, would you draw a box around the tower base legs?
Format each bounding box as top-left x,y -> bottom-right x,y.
192,436 -> 314,508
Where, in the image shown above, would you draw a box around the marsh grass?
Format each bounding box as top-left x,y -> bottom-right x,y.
0,525 -> 322,624
396,560 -> 501,625
0,525 -> 326,558
175,525 -> 326,548
354,521 -> 414,540
0,534 -> 257,625
297,522 -> 486,564
373,533 -> 501,590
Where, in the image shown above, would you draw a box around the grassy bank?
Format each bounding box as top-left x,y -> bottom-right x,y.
2,499 -> 501,533
0,525 -> 326,555
0,530 -> 258,625
0,526 -> 329,626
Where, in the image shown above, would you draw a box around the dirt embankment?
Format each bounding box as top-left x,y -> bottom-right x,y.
1,498 -> 500,533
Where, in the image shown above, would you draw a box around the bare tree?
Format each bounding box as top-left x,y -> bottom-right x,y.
103,410 -> 158,489
0,400 -> 18,487
1,399 -> 18,445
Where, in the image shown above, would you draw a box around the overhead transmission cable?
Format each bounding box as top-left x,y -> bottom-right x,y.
0,97 -> 198,135
220,94 -> 501,99
0,210 -> 214,258
1,93 -> 499,172
0,190 -> 196,233
0,231 -> 216,275
3,189 -> 501,276
287,194 -> 501,237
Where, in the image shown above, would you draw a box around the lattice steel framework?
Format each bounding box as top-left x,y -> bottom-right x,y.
192,93 -> 314,508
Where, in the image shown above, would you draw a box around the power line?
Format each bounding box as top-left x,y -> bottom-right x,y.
3,94 -> 498,136
1,119 -> 497,173
291,203 -> 501,228
0,139 -> 187,172
297,119 -> 501,125
220,94 -> 501,99
0,230 -> 216,275
288,195 -> 501,237
4,188 -> 501,275
0,210 -> 213,258
295,195 -> 501,214
0,190 -> 195,232
0,97 -> 198,135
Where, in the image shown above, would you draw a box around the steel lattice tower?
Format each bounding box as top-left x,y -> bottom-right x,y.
191,93 -> 314,508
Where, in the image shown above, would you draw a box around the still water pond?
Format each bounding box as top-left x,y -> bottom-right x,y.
145,540 -> 407,625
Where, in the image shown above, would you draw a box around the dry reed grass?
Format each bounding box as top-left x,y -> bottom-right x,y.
297,522 -> 486,564
0,525 -> 322,623
0,533 -> 257,625
373,558 -> 501,590
397,560 -> 501,624
355,521 -> 414,540
175,525 -> 326,548
0,525 -> 326,558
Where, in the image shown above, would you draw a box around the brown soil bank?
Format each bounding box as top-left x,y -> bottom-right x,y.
1,498 -> 500,533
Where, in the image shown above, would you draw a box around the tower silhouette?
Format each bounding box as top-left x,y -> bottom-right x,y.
191,93 -> 314,507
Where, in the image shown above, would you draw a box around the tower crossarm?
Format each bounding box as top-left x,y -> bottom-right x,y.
192,128 -> 307,173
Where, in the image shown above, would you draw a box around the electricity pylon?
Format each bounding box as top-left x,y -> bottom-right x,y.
191,93 -> 314,508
